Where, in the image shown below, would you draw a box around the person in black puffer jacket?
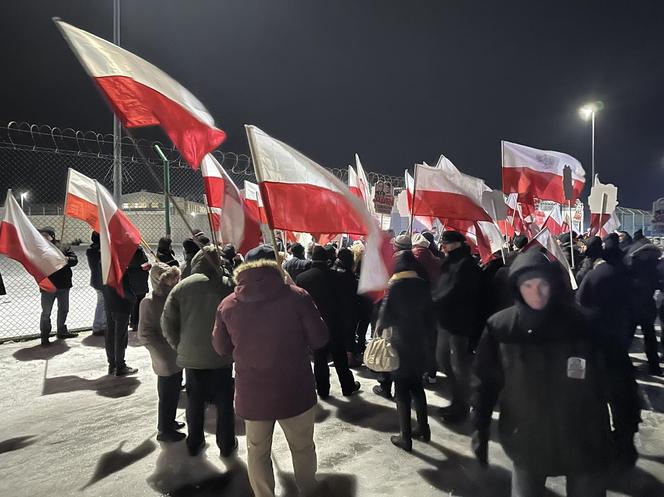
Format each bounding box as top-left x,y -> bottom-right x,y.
432,230 -> 482,424
38,226 -> 78,345
156,236 -> 179,267
471,250 -> 640,497
376,250 -> 435,452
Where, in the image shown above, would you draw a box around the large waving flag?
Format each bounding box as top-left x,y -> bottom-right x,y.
502,141 -> 585,203
243,181 -> 268,224
201,155 -> 261,254
64,168 -> 100,231
95,181 -> 141,297
541,203 -> 565,237
348,166 -> 363,200
55,19 -> 226,169
354,154 -> 374,214
404,170 -> 434,230
246,125 -> 391,294
0,190 -> 68,292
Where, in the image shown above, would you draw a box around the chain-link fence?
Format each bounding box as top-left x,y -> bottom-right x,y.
0,121 -> 403,342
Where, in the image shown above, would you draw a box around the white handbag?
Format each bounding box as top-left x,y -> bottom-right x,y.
363,327 -> 400,373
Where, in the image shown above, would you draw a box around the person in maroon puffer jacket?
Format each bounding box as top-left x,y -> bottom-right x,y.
212,245 -> 328,497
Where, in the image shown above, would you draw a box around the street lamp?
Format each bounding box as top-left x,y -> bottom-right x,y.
20,191 -> 29,210
578,101 -> 604,182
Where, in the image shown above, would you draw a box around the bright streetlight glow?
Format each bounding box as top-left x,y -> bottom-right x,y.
578,101 -> 604,120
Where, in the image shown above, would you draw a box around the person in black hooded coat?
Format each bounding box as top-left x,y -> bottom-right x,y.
575,236 -> 603,285
471,250 -> 640,497
376,251 -> 435,452
156,237 -> 179,267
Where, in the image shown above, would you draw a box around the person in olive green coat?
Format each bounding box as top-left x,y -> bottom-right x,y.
161,245 -> 237,457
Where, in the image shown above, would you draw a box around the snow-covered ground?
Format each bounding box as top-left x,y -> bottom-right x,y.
1,331 -> 663,497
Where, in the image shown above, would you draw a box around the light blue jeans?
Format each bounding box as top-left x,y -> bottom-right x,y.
93,289 -> 106,333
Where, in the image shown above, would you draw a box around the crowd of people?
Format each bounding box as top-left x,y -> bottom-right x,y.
31,224 -> 664,497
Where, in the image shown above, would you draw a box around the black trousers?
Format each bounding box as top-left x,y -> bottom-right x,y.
105,311 -> 129,369
157,371 -> 183,432
314,342 -> 356,396
130,293 -> 145,329
394,376 -> 429,439
185,368 -> 235,452
639,320 -> 662,371
355,318 -> 370,355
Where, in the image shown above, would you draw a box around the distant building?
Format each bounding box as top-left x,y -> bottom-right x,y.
120,190 -> 207,215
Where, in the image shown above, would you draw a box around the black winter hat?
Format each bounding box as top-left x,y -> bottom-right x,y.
311,245 -> 328,262
182,238 -> 199,256
221,244 -> 236,261
509,250 -> 558,288
39,226 -> 56,239
633,229 -> 644,241
290,243 -> 305,257
91,231 -> 100,244
421,231 -> 435,246
583,236 -> 603,259
336,248 -> 354,270
441,230 -> 466,244
513,234 -> 528,249
245,244 -> 276,262
393,250 -> 419,274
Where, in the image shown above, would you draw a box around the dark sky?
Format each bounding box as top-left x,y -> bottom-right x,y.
2,0 -> 663,208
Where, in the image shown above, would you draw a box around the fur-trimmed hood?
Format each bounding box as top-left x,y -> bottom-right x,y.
233,259 -> 286,303
149,262 -> 181,296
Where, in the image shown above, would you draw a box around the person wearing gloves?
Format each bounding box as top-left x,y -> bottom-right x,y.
137,263 -> 185,443
471,250 -> 640,497
161,245 -> 237,457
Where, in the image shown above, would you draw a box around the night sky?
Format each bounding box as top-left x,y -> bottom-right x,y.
2,0 -> 663,208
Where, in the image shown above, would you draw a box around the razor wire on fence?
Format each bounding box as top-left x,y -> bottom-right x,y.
0,120 -> 404,341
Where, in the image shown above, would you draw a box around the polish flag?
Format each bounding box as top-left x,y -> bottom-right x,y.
95,181 -> 142,297
502,140 -> 585,203
0,190 -> 68,292
64,168 -> 100,231
599,212 -> 621,238
246,125 -> 391,294
56,19 -> 226,169
541,203 -> 565,236
524,228 -> 577,290
412,160 -> 493,223
348,166 -> 363,200
404,170 -> 434,230
243,181 -> 268,224
354,154 -> 374,214
589,213 -> 611,238
201,155 -> 262,254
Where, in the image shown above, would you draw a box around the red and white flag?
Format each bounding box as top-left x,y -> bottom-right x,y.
354,154 -> 374,214
95,181 -> 142,297
599,212 -> 621,238
0,190 -> 67,292
541,203 -> 565,237
246,125 -> 391,294
242,181 -> 268,224
502,140 -> 585,203
524,227 -> 577,290
201,155 -> 262,254
56,19 -> 226,169
348,166 -> 363,200
64,168 -> 100,231
404,170 -> 434,230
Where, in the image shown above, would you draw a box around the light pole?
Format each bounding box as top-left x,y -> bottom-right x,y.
20,191 -> 28,210
579,101 -> 604,182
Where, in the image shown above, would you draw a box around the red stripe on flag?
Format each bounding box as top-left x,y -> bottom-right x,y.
502,167 -> 584,203
105,210 -> 141,297
65,193 -> 100,231
414,191 -> 492,222
259,182 -> 367,235
589,213 -> 610,238
95,76 -> 226,169
204,177 -> 225,209
0,221 -> 55,291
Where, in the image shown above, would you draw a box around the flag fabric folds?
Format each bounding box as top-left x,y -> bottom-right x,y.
64,168 -> 100,231
95,181 -> 142,297
502,140 -> 585,203
243,181 -> 268,224
201,155 -> 262,254
541,203 -> 565,237
56,19 -> 226,169
524,228 -> 578,290
354,154 -> 374,214
246,125 -> 390,294
0,190 -> 67,292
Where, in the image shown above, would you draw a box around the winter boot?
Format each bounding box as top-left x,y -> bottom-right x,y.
56,326 -> 78,339
390,435 -> 412,452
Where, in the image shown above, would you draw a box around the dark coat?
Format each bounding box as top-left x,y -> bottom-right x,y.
282,256 -> 311,281
47,243 -> 78,290
296,261 -> 341,344
86,243 -> 102,290
0,272 -> 5,295
376,272 -> 435,378
432,244 -> 482,336
333,264 -> 360,348
625,242 -> 662,321
125,248 -> 150,296
213,260 -> 328,420
156,248 -> 179,267
472,251 -> 639,475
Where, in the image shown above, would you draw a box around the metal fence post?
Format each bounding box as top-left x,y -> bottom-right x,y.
153,144 -> 171,236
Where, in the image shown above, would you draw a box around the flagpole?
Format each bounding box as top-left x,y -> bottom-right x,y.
140,236 -> 157,259
244,125 -> 285,275
408,165 -> 419,236
203,193 -> 221,247
568,200 -> 575,269
60,167 -> 71,242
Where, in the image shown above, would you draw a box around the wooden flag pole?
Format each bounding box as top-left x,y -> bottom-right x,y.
568,200 -> 575,269
245,125 -> 285,276
408,165 -> 419,237
140,236 -> 157,259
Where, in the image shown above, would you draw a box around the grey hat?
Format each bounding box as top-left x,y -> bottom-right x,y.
393,234 -> 412,251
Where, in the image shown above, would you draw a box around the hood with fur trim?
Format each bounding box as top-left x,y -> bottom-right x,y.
149,263 -> 181,296
233,259 -> 287,303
